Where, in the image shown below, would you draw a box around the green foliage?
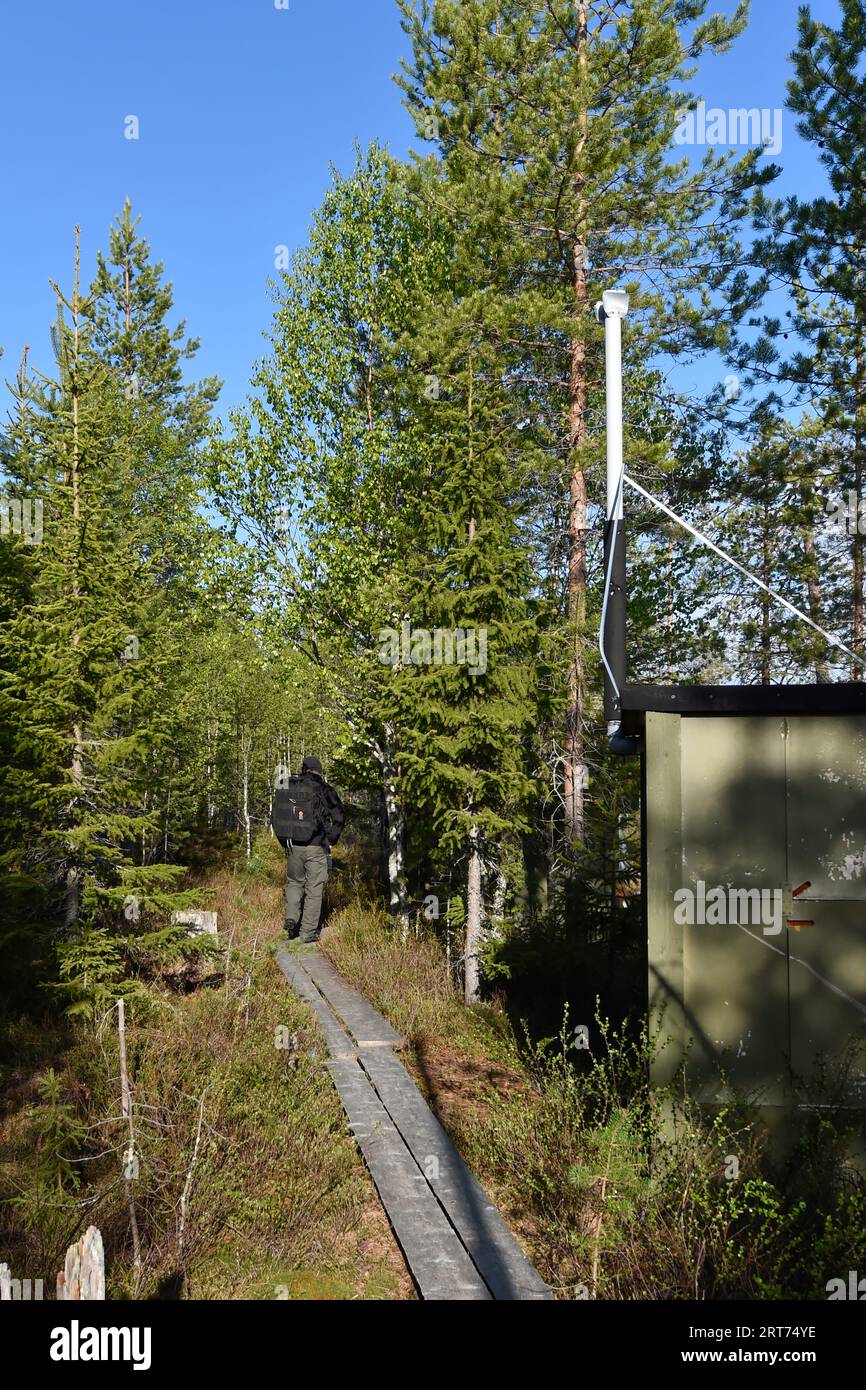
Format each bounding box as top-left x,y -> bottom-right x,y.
1,851 -> 401,1300
0,211 -> 235,1014
458,1007 -> 866,1299
739,0 -> 866,676
3,6 -> 866,1307
27,1068 -> 88,1190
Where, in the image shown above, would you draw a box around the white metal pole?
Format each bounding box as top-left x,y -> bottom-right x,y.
600,289 -> 629,521
595,290 -> 630,736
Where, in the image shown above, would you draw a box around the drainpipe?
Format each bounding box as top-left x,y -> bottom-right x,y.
595,289 -> 640,756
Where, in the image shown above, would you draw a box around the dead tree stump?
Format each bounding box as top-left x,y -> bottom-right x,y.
56,1226 -> 105,1300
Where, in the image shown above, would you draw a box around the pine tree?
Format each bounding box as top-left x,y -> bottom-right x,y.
396,0 -> 772,850
743,0 -> 866,677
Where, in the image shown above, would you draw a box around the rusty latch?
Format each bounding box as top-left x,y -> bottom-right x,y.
784,881 -> 814,931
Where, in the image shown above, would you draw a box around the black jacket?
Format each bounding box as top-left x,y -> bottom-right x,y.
299,772 -> 344,848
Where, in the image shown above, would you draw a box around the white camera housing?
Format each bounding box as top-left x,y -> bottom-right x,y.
595,289 -> 630,322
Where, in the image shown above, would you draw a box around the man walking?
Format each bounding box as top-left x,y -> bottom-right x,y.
276,755 -> 344,943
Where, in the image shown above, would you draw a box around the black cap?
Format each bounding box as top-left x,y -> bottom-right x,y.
302,755 -> 323,775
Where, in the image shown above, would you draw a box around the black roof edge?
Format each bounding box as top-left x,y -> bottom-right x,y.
620,683 -> 866,725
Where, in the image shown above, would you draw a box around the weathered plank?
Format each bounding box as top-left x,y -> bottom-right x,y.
277,943 -> 553,1301
275,945 -> 357,1059
326,1058 -> 491,1300
298,950 -> 404,1047
359,1047 -> 553,1300
276,945 -> 490,1299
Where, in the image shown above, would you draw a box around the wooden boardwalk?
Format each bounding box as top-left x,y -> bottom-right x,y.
275,944 -> 554,1301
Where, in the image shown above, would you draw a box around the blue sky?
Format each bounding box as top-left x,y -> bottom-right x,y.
0,0 -> 847,422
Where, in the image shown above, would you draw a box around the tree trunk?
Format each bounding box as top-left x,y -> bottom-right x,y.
141,789 -> 149,867
117,1001 -> 141,1293
491,861 -> 507,923
206,721 -> 215,827
465,824 -> 483,1004
803,524 -> 828,682
64,228 -> 85,932
163,778 -> 172,859
241,734 -> 251,860
563,2 -> 590,850
381,726 -> 409,940
378,785 -> 389,897
761,503 -> 771,685
853,343 -> 864,679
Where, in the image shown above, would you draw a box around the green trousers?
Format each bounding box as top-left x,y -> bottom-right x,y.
284,843 -> 329,940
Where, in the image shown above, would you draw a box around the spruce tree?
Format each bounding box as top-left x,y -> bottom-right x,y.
0,231 -> 200,1013
85,203 -> 223,868
399,348 -> 541,1001
87,199 -> 220,605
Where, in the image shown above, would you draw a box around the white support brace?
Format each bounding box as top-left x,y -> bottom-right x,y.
623,471 -> 866,673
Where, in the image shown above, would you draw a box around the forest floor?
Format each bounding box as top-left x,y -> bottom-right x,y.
1,829 -> 553,1301
5,832 -> 861,1301
0,835 -> 414,1301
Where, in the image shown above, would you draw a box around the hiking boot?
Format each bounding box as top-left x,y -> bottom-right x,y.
284,919 -> 299,940
299,930 -> 320,945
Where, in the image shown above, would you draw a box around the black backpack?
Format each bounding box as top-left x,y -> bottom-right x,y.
271,777 -> 324,845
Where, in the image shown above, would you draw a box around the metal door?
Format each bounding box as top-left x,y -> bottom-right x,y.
785,717 -> 866,1107
680,716 -> 789,1103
